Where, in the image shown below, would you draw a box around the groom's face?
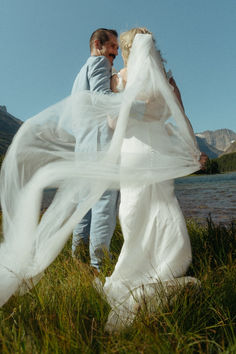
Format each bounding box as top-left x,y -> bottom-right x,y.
100,34 -> 119,66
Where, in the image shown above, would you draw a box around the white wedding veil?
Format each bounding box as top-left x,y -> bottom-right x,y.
0,34 -> 200,307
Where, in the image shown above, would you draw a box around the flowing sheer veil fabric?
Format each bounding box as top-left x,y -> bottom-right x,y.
0,34 -> 200,307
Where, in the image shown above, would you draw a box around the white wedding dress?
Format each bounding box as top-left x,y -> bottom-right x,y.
0,35 -> 200,312
101,69 -> 199,331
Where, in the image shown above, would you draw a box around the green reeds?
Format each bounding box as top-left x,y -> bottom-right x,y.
0,216 -> 235,353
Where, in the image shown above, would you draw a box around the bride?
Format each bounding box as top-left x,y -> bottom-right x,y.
97,28 -> 202,330
0,28 -> 201,318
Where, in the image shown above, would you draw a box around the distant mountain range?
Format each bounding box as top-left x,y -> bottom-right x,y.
0,106 -> 22,155
196,129 -> 236,158
0,106 -> 235,159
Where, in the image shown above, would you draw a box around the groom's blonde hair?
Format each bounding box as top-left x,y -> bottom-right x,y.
120,27 -> 152,65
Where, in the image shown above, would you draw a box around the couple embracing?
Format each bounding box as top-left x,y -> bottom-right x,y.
70,27 -> 204,329
0,26 -> 205,330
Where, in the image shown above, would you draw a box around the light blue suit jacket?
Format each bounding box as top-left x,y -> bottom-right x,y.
71,55 -> 145,152
72,56 -> 113,152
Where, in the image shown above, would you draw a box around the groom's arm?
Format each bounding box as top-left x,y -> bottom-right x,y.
88,56 -> 112,94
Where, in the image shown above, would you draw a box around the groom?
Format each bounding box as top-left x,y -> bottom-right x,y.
71,28 -> 120,272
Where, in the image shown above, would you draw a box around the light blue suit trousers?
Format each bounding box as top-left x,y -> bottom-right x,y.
71,56 -> 119,269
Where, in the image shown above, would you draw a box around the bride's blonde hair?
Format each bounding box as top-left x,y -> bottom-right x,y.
120,27 -> 165,66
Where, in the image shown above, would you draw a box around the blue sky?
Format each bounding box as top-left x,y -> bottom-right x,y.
0,0 -> 235,132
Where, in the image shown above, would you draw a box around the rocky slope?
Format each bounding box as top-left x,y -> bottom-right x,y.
220,141 -> 236,156
195,136 -> 223,158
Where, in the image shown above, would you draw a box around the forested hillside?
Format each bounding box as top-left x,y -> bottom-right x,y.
202,152 -> 236,174
217,152 -> 236,172
0,106 -> 22,155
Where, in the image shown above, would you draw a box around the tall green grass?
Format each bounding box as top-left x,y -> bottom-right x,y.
0,216 -> 235,353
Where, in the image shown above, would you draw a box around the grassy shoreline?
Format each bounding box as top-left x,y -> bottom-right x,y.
0,216 -> 235,353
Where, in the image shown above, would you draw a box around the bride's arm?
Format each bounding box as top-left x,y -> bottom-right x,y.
167,74 -> 208,168
169,76 -> 185,111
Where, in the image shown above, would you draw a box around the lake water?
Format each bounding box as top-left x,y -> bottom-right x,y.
175,171 -> 236,224
41,172 -> 236,225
